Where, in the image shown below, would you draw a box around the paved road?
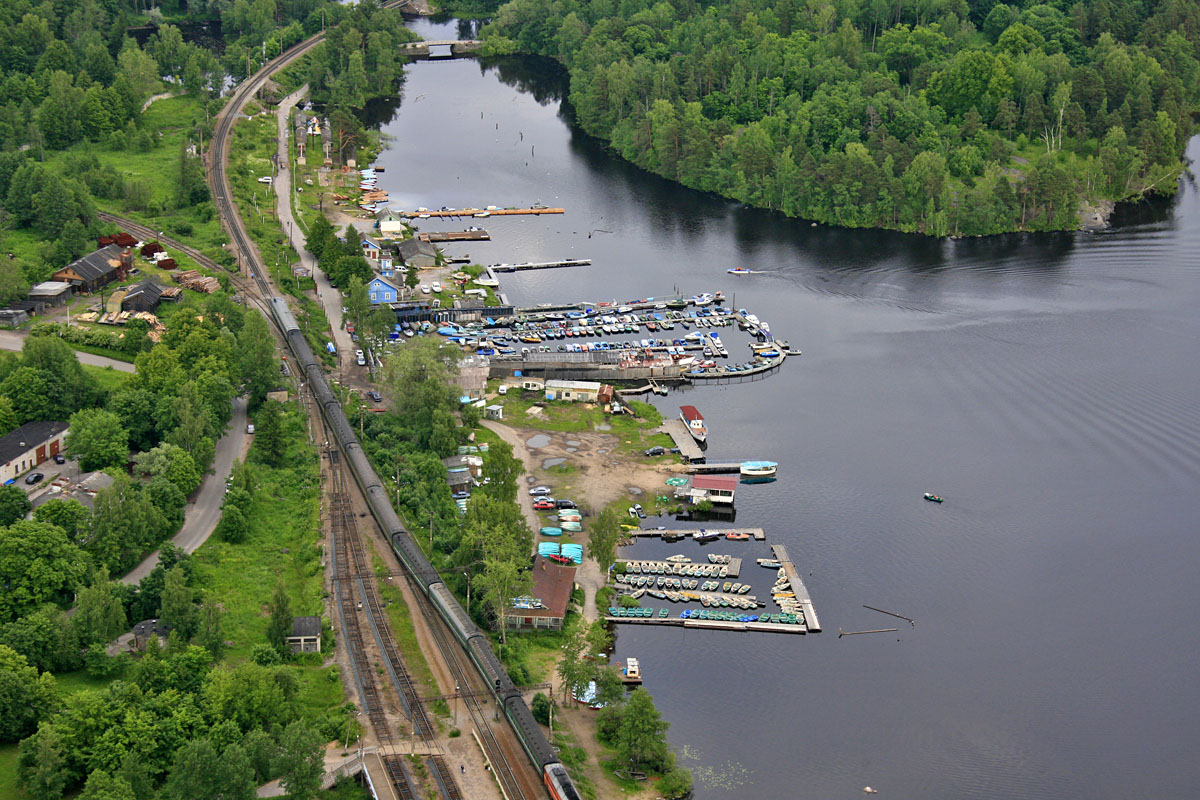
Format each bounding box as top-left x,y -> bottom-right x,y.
273,87 -> 356,363
0,330 -> 135,372
122,396 -> 250,584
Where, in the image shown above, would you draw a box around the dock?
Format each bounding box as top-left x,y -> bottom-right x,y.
603,614 -> 805,634
621,557 -> 741,577
399,207 -> 564,218
660,419 -> 705,462
417,230 -> 490,242
683,461 -> 769,474
624,528 -> 765,541
491,259 -> 591,273
771,544 -> 821,632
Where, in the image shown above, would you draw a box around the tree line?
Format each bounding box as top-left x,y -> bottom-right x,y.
482,0 -> 1200,236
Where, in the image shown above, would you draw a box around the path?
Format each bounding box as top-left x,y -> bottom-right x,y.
141,91 -> 174,112
122,396 -> 250,584
272,86 -> 355,363
0,330 -> 135,372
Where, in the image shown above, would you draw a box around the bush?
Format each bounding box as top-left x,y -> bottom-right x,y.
448,728 -> 461,738
251,643 -> 282,666
531,692 -> 551,726
658,767 -> 693,799
84,642 -> 126,679
619,595 -> 639,608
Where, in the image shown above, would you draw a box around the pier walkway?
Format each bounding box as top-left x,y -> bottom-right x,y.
399,207 -> 563,218
660,419 -> 705,462
772,544 -> 821,632
624,528 -> 765,541
417,230 -> 489,242
602,615 -> 806,635
492,259 -> 590,272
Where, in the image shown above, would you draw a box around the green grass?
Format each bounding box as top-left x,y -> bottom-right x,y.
53,665 -> 131,696
0,744 -> 26,800
491,391 -> 666,455
82,364 -> 132,392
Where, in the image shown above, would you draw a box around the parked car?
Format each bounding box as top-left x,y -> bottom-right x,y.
246,424 -> 255,434
643,446 -> 665,457
257,176 -> 272,184
529,486 -> 553,496
355,349 -> 366,366
555,499 -> 577,509
452,490 -> 471,500
53,454 -> 66,464
532,499 -> 555,510
24,472 -> 44,485
367,390 -> 382,402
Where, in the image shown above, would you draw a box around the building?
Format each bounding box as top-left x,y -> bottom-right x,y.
287,616 -> 322,653
397,238 -> 438,269
687,474 -> 737,506
367,276 -> 400,305
28,281 -> 74,307
504,557 -> 577,631
455,355 -> 490,400
360,235 -> 383,260
131,619 -> 171,651
442,453 -> 483,479
545,379 -> 602,403
0,420 -> 68,484
53,244 -> 130,294
121,280 -> 165,313
485,404 -> 503,420
0,309 -> 28,328
376,210 -> 406,239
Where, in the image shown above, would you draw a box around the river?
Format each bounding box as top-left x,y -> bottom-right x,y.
371,17 -> 1200,800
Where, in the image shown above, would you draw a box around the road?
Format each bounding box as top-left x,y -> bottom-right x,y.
122,396 -> 250,584
272,86 -> 356,363
0,330 -> 135,372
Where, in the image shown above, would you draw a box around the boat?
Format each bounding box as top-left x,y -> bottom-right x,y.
540,527 -> 563,537
924,493 -> 944,503
757,558 -> 781,568
547,554 -> 572,565
666,554 -> 690,563
694,530 -> 721,543
679,405 -> 707,443
560,521 -> 582,532
725,532 -> 750,541
740,460 -> 778,480
474,277 -> 500,288
728,267 -> 752,274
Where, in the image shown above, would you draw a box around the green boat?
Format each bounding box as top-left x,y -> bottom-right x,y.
924,492 -> 944,503
540,527 -> 563,536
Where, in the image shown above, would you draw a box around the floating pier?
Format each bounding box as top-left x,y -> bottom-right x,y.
771,544 -> 821,632
400,207 -> 564,218
603,614 -> 806,634
660,419 -> 705,462
621,557 -> 741,578
491,259 -> 591,273
624,528 -> 765,541
417,230 -> 490,242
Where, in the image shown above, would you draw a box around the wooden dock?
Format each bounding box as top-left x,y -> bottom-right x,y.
771,544 -> 821,632
620,557 -> 741,578
624,528 -> 765,542
417,230 -> 490,242
399,207 -> 564,218
661,419 -> 705,462
491,259 -> 591,273
603,615 -> 806,634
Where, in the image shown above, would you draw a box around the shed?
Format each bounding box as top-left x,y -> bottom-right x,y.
0,309 -> 28,328
486,404 -> 503,420
53,244 -> 130,293
397,238 -> 438,269
0,420 -> 69,484
121,280 -> 165,313
504,557 -> 577,631
688,474 -> 737,506
286,616 -> 322,653
545,379 -> 601,402
28,281 -> 74,306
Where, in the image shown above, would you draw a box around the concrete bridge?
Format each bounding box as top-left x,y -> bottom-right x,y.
399,39 -> 483,59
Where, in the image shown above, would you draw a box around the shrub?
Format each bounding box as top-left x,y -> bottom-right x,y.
251,643 -> 282,666
531,692 -> 551,726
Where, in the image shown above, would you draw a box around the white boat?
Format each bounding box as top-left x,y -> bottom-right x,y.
474,277 -> 500,288
740,460 -> 778,480
680,405 -> 707,443
693,292 -> 715,306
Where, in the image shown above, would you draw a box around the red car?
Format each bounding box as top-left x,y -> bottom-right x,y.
532,499 -> 555,510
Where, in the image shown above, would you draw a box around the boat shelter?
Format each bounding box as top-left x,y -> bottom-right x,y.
503,557 -> 577,631
687,474 -> 737,506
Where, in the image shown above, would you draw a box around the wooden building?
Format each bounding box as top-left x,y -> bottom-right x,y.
53,244 -> 131,294
504,557 -> 577,631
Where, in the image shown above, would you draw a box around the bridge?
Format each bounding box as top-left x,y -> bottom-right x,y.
399,39 -> 483,59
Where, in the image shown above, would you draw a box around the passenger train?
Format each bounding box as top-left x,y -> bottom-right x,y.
268,298 -> 579,800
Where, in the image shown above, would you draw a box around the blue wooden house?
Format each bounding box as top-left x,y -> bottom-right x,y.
367,276 -> 400,304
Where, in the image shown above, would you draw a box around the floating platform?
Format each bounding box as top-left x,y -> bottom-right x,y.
771,544 -> 821,632
661,419 -> 705,462
399,207 -> 564,218
491,259 -> 591,273
603,615 -> 805,634
622,557 -> 741,578
417,230 -> 490,242
625,528 -> 765,541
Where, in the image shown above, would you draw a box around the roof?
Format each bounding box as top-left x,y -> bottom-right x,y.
0,420 -> 68,464
692,474 -> 738,492
361,234 -> 382,248
517,558 -> 577,619
680,405 -> 703,421
369,275 -> 400,292
289,616 -> 321,638
124,280 -> 164,303
132,619 -> 171,637
29,281 -> 73,297
546,380 -> 602,391
397,238 -> 437,259
59,244 -> 125,282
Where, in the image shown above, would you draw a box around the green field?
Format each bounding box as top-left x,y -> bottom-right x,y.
0,744 -> 26,800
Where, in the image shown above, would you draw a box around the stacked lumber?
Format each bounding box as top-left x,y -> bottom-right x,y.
172,270 -> 220,293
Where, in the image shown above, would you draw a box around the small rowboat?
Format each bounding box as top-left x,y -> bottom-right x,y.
540,527 -> 563,537
924,493 -> 944,503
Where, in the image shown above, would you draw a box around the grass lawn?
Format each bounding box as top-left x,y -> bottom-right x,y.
82,364 -> 132,393
0,744 -> 26,800
490,391 -> 666,455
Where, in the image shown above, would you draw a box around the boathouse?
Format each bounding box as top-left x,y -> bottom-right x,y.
688,474 -> 737,506
545,379 -> 601,402
504,556 -> 577,631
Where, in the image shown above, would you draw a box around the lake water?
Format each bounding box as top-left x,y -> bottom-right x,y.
374,18 -> 1200,800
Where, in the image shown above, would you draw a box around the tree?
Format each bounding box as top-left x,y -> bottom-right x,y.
556,614 -> 596,704
73,567 -> 127,647
133,444 -> 203,496
266,580 -> 293,654
0,604 -> 81,674
253,401 -> 286,466
618,688 -> 670,772
658,767 -> 693,799
66,408 -> 129,471
588,507 -> 622,572
159,565 -> 197,641
163,739 -> 255,800
274,721 -> 324,800
0,644 -> 58,742
237,312 -> 277,406
0,483 -> 31,526
79,770 -> 135,800
531,691 -> 551,726
17,723 -> 68,800
218,505 -> 248,544
196,601 -> 226,662
0,520 -> 88,623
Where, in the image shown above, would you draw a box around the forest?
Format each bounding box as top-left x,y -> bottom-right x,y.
481,0 -> 1200,235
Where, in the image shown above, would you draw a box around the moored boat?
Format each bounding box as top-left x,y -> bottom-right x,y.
740,460 -> 778,481
540,527 -> 563,537
679,405 -> 708,443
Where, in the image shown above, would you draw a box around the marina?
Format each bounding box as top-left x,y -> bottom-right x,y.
772,544 -> 821,632
399,206 -> 565,218
622,528 -> 766,541
601,614 -> 807,634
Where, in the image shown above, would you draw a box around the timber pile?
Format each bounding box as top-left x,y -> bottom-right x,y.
172,270 -> 220,293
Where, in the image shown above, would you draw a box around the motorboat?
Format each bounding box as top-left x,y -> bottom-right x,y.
679,405 -> 707,443
728,267 -> 751,274
740,460 -> 778,480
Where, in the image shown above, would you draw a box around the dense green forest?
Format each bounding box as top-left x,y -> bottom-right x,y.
482,0 -> 1200,235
